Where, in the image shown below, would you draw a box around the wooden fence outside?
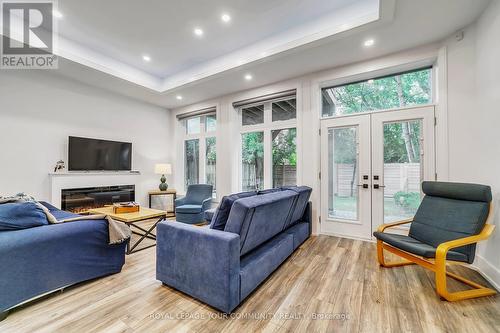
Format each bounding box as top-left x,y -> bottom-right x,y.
334,163 -> 421,197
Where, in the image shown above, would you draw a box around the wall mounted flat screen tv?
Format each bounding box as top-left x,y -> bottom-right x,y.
68,136 -> 132,171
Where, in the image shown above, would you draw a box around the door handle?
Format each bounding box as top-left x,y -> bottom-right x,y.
357,184 -> 369,189
373,184 -> 386,189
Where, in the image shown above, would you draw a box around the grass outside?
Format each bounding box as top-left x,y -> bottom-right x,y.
329,195 -> 419,222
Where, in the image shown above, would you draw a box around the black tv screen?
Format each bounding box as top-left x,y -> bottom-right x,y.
68,136 -> 132,171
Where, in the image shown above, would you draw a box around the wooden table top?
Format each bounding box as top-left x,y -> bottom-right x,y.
88,206 -> 167,223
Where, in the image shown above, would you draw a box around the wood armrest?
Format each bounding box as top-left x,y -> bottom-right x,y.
377,218 -> 413,233
436,224 -> 495,259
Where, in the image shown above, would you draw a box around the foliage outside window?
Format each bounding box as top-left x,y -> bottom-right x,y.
241,132 -> 264,191
272,128 -> 297,187
240,97 -> 297,190
206,137 -> 216,194
322,68 -> 432,117
185,139 -> 199,187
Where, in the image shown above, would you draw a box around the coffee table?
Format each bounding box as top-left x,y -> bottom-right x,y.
88,206 -> 167,255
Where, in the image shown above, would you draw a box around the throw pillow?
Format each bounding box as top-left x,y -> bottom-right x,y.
0,202 -> 49,231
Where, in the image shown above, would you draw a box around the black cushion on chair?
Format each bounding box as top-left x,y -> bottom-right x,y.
407,182 -> 492,264
421,181 -> 492,202
373,232 -> 469,262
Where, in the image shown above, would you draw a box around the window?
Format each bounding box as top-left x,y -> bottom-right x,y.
184,139 -> 199,187
241,132 -> 264,191
183,113 -> 217,196
272,128 -> 297,187
186,117 -> 201,134
206,115 -> 216,132
242,105 -> 264,126
240,97 -> 297,190
322,68 -> 432,117
272,99 -> 296,122
206,137 -> 216,192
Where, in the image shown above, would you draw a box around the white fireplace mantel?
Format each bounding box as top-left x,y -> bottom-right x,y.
49,171 -> 141,208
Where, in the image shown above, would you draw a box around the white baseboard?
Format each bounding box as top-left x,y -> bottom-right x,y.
472,255 -> 500,291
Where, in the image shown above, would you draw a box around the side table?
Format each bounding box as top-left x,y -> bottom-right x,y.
148,189 -> 176,217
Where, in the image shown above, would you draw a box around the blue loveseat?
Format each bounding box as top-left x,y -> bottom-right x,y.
156,186 -> 312,313
0,202 -> 126,320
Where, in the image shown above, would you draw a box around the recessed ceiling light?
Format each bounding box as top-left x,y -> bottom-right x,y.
53,10 -> 63,19
221,13 -> 231,23
244,74 -> 253,81
176,95 -> 183,100
364,39 -> 375,47
142,55 -> 151,62
194,28 -> 204,37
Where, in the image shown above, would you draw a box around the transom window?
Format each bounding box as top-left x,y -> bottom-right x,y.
183,114 -> 216,197
239,97 -> 298,191
322,67 -> 432,117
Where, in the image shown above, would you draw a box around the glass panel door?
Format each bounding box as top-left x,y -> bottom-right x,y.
320,114 -> 372,239
320,106 -> 435,240
371,106 -> 435,232
328,126 -> 359,220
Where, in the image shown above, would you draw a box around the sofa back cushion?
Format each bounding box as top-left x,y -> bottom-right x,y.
281,186 -> 312,229
209,191 -> 257,230
409,181 -> 491,262
0,202 -> 49,231
224,190 -> 298,256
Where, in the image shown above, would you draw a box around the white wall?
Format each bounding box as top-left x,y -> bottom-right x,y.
445,0 -> 500,287
0,70 -> 172,206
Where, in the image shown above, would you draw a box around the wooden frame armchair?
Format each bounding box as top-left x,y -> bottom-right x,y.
374,181 -> 497,302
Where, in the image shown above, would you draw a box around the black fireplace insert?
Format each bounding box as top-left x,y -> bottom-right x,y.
61,185 -> 135,213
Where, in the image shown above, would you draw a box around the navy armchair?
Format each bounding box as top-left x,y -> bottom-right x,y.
175,184 -> 213,224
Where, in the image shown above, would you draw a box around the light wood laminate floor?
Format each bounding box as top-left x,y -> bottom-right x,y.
1,232 -> 499,333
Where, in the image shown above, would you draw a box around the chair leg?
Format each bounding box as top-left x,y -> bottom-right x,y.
435,256 -> 497,301
377,240 -> 416,268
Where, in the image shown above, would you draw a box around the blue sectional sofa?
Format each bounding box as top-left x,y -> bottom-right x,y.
156,186 -> 312,313
0,202 -> 127,320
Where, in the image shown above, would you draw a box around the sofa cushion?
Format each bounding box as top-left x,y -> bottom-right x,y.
240,233 -> 294,300
284,222 -> 310,250
176,204 -> 203,214
373,232 -> 468,262
204,208 -> 216,222
0,202 -> 49,231
209,191 -> 257,230
224,190 -> 298,255
281,186 -> 312,228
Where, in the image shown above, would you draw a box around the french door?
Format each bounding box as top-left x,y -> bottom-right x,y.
320,106 -> 435,240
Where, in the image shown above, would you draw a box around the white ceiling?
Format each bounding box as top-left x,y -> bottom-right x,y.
2,0 -> 491,108
58,0 -> 363,77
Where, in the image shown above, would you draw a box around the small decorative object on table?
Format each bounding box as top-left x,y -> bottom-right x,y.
53,160 -> 65,172
155,163 -> 172,191
113,202 -> 140,214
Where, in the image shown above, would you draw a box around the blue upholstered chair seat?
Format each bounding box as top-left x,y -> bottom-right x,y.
373,231 -> 468,262
176,205 -> 202,214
